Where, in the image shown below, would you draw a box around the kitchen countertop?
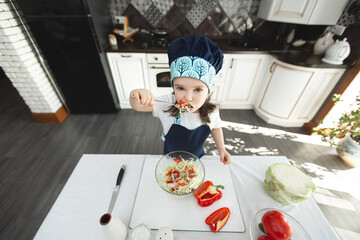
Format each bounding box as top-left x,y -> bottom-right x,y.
105,37 -> 353,69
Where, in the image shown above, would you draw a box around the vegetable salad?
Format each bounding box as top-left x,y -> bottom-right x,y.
175,102 -> 195,112
162,157 -> 202,194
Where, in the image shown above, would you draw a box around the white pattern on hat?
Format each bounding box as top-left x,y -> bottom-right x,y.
170,56 -> 216,92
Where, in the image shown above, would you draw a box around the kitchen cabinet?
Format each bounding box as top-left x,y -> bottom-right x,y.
257,0 -> 348,25
107,53 -> 149,108
211,55 -> 229,105
106,51 -> 345,128
220,54 -> 271,109
255,59 -> 345,127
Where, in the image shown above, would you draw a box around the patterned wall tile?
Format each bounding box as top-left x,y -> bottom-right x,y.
107,0 -> 358,42
196,17 -> 220,36
198,0 -> 216,16
241,0 -> 261,15
123,3 -> 153,29
131,0 -> 152,15
161,5 -> 186,30
208,4 -> 229,34
153,0 -> 174,16
143,2 -> 164,27
176,17 -> 195,36
217,17 -> 236,34
218,0 -> 242,21
175,0 -> 196,14
185,2 -> 207,28
109,0 -> 131,21
337,0 -> 360,26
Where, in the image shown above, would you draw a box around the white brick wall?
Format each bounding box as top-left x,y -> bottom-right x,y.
0,2 -> 62,113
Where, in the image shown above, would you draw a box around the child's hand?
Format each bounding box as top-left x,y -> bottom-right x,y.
219,150 -> 231,165
130,89 -> 154,107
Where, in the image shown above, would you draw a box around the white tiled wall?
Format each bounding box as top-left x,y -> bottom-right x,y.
0,2 -> 62,113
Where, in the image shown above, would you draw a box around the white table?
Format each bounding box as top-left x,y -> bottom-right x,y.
33,154 -> 339,240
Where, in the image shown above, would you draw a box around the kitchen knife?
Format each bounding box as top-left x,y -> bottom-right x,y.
108,164 -> 125,214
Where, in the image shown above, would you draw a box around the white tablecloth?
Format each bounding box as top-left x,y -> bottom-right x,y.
33,154 -> 339,240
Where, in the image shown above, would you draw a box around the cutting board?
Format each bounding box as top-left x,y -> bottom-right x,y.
130,157 -> 245,232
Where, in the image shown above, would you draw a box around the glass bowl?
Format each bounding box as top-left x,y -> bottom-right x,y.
250,208 -> 311,240
155,151 -> 205,196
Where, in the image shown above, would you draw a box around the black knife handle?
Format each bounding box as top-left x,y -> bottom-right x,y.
116,165 -> 125,186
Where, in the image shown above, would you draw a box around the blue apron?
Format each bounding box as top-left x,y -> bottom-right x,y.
164,115 -> 211,158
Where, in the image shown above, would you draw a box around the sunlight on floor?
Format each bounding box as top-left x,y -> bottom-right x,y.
243,146 -> 279,155
222,121 -> 329,146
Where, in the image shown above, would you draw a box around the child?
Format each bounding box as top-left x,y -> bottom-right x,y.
130,35 -> 231,165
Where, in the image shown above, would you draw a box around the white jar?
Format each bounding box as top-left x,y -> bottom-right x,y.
322,38 -> 351,65
100,214 -> 127,240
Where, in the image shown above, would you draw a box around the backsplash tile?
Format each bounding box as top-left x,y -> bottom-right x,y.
196,17 -> 220,36
337,0 -> 360,26
175,0 -> 196,14
198,0 -> 217,16
109,0 -> 358,40
109,0 -> 260,36
123,4 -> 152,30
131,0 -> 152,15
110,0 -> 131,18
185,2 -> 208,28
143,2 -> 163,26
153,0 -> 174,15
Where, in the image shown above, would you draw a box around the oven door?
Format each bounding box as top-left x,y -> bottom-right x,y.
148,64 -> 173,96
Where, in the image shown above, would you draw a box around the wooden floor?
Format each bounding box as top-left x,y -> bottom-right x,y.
1,72 -> 359,239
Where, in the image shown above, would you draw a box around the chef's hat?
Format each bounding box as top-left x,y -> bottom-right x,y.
168,35 -> 223,93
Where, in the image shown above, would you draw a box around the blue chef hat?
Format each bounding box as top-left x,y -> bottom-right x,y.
168,35 -> 223,93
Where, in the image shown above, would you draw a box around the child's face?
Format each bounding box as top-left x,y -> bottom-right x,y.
173,77 -> 209,112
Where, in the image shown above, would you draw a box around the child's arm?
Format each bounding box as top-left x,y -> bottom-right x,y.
129,89 -> 154,112
211,127 -> 231,165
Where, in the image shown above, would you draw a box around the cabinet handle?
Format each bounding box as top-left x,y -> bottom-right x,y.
121,55 -> 132,58
154,57 -> 158,61
270,62 -> 276,73
230,58 -> 234,69
150,66 -> 170,69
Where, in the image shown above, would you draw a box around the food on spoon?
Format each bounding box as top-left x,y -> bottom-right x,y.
193,180 -> 224,207
175,102 -> 195,112
205,207 -> 230,233
264,163 -> 315,205
260,210 -> 293,240
162,157 -> 202,194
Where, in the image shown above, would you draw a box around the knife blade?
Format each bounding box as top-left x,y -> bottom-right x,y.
108,164 -> 125,214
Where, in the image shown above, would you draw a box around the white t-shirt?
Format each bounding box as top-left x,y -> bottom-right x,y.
152,95 -> 222,137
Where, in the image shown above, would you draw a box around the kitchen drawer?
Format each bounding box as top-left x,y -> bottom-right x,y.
147,53 -> 168,64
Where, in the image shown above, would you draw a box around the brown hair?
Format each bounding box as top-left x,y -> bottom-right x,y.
164,96 -> 217,124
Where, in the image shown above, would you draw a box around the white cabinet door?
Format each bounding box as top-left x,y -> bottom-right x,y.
255,59 -> 345,127
294,68 -> 345,120
221,54 -> 270,109
307,0 -> 349,25
257,61 -> 315,119
211,55 -> 229,105
107,53 -> 149,108
257,0 -> 316,24
257,0 -> 348,25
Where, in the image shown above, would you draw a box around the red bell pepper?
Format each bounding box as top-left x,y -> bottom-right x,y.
193,181 -> 224,207
205,207 -> 231,233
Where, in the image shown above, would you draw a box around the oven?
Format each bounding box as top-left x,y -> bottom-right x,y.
147,54 -> 172,96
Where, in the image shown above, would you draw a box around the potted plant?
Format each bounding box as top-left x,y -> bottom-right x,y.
313,94 -> 360,167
